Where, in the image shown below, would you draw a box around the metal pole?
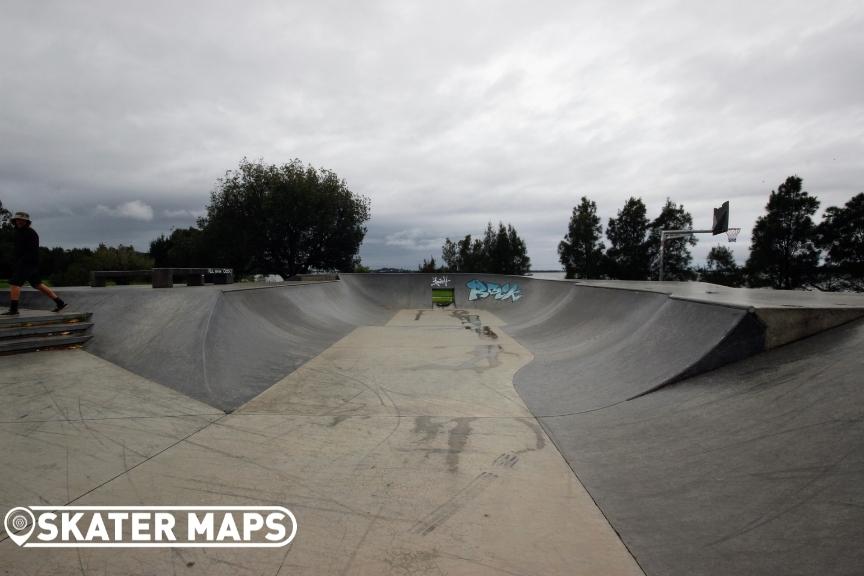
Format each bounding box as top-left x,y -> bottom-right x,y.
657,229 -> 709,282
659,231 -> 665,282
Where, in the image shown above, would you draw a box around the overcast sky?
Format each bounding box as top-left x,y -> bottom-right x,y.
2,1 -> 862,270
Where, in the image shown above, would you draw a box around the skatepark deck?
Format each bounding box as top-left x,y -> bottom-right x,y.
1,275 -> 863,575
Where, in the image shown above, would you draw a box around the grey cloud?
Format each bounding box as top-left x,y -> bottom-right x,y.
1,0 -> 862,270
95,200 -> 154,221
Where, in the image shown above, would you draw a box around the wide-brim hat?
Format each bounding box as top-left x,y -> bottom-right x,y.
11,211 -> 31,223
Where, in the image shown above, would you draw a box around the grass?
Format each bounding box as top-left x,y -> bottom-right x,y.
0,279 -> 54,288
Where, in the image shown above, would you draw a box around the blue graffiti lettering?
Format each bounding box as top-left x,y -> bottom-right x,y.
466,279 -> 522,302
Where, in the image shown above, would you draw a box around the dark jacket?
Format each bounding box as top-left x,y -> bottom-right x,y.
13,226 -> 39,270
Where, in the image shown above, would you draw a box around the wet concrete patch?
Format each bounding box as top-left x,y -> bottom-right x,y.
446,417 -> 476,472
450,310 -> 499,340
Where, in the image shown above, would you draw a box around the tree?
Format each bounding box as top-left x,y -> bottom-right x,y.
647,198 -> 696,281
746,176 -> 820,289
91,244 -> 154,271
0,199 -> 13,279
440,222 -> 530,274
491,222 -> 531,275
418,256 -> 443,273
200,158 -> 371,278
352,259 -> 371,273
558,197 -> 605,279
150,227 -> 206,268
442,234 -> 484,272
0,200 -> 11,226
46,248 -> 96,286
698,246 -> 744,287
817,192 -> 864,291
606,197 -> 650,280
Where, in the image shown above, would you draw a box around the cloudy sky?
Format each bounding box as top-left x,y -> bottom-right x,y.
2,1 -> 862,270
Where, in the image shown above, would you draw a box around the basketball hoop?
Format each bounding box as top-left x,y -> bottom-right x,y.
657,201 -> 737,280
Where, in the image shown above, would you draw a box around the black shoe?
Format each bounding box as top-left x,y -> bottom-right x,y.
53,300 -> 67,313
1,309 -> 19,316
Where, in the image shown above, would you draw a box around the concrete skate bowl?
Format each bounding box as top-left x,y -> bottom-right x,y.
6,273 -> 766,414
9,274 -> 863,575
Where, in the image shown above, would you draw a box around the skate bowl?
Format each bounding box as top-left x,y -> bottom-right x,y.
3,274 -> 864,575
4,274 -> 774,412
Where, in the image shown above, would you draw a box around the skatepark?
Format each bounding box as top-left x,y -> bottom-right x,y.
1,274 -> 863,575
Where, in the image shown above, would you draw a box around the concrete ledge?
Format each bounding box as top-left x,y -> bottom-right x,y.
755,307 -> 864,348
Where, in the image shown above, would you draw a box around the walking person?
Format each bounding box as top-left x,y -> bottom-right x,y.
2,212 -> 66,316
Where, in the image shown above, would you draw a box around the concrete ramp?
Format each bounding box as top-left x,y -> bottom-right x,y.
505,286 -> 760,414
6,283 -> 394,411
548,316 -> 864,576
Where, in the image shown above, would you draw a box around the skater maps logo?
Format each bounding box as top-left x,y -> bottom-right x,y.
4,506 -> 297,548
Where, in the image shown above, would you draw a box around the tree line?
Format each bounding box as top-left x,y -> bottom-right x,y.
0,204 -> 155,285
557,176 -> 862,290
1,165 -> 861,291
1,158 -> 371,285
419,222 -> 531,275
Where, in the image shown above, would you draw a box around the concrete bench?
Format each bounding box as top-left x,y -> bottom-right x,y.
90,268 -> 233,288
90,270 -> 153,287
151,268 -> 234,288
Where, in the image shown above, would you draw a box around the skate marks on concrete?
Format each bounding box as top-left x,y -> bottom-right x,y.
0,307 -> 644,576
528,318 -> 864,576
238,310 -> 531,418
0,350 -> 220,540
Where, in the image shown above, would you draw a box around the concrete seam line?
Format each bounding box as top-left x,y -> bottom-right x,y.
0,413 -> 228,545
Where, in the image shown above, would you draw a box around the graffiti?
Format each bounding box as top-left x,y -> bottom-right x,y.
430,276 -> 451,288
466,279 -> 523,302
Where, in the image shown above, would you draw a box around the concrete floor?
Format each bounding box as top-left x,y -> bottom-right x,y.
0,308 -> 643,576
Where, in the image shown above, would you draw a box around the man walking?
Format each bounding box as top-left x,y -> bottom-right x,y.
2,212 -> 66,315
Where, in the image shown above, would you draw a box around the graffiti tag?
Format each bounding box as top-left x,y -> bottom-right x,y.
466,279 -> 523,302
431,276 -> 451,288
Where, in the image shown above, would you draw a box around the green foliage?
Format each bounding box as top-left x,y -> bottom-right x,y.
418,256 -> 445,273
746,176 -> 820,289
606,197 -> 650,280
39,247 -> 89,286
150,227 -> 206,267
91,244 -> 154,271
442,235 -> 484,273
32,244 -> 152,286
441,222 -> 530,274
200,158 -> 371,279
647,198 -> 696,281
558,196 -> 605,279
698,246 -> 744,287
816,192 -> 864,290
